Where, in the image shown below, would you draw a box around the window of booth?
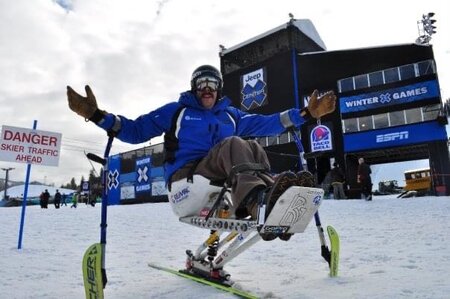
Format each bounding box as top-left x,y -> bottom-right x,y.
343,118 -> 358,133
383,67 -> 400,84
338,77 -> 354,93
368,71 -> 384,87
354,74 -> 369,89
373,113 -> 390,129
405,108 -> 422,124
418,60 -> 435,76
399,64 -> 416,80
389,110 -> 406,126
423,104 -> 440,121
359,115 -> 373,131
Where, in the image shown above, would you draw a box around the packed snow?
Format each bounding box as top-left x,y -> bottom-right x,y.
1,195 -> 450,298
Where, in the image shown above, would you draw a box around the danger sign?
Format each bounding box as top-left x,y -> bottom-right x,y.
0,125 -> 62,166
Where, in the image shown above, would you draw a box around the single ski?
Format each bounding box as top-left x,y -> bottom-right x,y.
82,243 -> 104,299
327,226 -> 340,277
148,263 -> 259,299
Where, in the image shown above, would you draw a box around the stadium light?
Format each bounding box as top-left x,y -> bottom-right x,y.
416,12 -> 437,45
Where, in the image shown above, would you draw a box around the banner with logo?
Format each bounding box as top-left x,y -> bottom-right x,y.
310,125 -> 333,152
340,80 -> 440,114
107,155 -> 121,205
81,181 -> 90,193
135,156 -> 151,194
343,121 -> 447,152
240,68 -> 268,111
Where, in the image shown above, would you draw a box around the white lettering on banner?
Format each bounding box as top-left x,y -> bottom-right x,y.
136,157 -> 151,166
345,97 -> 379,108
345,86 -> 428,109
376,131 -> 409,143
392,87 -> 427,100
0,125 -> 62,166
242,89 -> 265,100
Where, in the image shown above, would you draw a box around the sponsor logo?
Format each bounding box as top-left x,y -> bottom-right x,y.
107,169 -> 119,190
310,125 -> 333,152
379,93 -> 391,104
241,68 -> 267,110
136,157 -> 151,166
137,166 -> 149,183
185,115 -> 202,121
376,131 -> 409,143
313,195 -> 322,206
263,226 -> 289,234
170,187 -> 190,204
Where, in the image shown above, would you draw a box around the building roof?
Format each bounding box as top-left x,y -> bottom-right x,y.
220,19 -> 326,55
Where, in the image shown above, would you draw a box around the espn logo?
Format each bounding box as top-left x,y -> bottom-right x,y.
376,131 -> 409,143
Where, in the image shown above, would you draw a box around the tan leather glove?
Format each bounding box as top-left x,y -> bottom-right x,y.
67,85 -> 106,122
305,89 -> 336,119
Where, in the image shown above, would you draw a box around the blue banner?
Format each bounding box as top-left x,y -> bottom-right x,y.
344,121 -> 447,152
81,181 -> 90,193
340,80 -> 440,114
135,156 -> 151,194
107,154 -> 121,205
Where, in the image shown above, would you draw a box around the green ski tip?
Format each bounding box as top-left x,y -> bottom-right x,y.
327,225 -> 340,277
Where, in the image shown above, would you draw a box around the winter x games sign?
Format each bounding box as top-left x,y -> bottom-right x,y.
135,156 -> 151,194
0,125 -> 62,166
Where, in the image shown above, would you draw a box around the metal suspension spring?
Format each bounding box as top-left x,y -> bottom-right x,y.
207,230 -> 219,262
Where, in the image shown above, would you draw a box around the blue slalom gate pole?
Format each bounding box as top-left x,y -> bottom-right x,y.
17,120 -> 37,250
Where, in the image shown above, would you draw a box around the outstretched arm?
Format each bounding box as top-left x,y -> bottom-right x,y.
66,85 -> 175,143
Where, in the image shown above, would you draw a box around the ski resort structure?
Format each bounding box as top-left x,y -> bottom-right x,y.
103,18 -> 450,205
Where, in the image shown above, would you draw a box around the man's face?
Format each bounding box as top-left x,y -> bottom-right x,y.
196,87 -> 217,109
194,76 -> 220,109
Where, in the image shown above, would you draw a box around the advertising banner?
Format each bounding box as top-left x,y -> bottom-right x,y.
310,124 -> 333,152
107,155 -> 121,205
240,68 -> 268,111
135,156 -> 151,194
340,80 -> 440,114
343,121 -> 447,152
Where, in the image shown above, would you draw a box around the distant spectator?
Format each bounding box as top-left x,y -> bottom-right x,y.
330,162 -> 347,199
71,192 -> 78,208
42,189 -> 50,208
54,189 -> 62,209
357,157 -> 372,201
39,192 -> 45,209
61,193 -> 67,206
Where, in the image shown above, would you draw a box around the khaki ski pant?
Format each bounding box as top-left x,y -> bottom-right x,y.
171,136 -> 273,209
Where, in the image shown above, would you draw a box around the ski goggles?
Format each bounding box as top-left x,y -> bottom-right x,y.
195,76 -> 220,91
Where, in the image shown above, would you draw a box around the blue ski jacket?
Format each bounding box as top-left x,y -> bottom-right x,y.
97,91 -> 307,183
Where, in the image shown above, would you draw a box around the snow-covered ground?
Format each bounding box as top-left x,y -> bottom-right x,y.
1,195 -> 450,299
